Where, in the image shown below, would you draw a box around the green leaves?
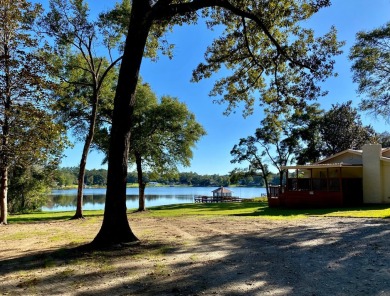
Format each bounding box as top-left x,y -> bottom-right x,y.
190,0 -> 343,116
349,22 -> 390,121
130,93 -> 206,176
0,0 -> 68,219
319,101 -> 378,156
95,81 -> 206,180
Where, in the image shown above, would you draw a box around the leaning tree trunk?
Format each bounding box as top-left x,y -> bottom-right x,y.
91,2 -> 153,247
264,176 -> 270,198
72,91 -> 99,220
135,153 -> 146,211
72,142 -> 88,219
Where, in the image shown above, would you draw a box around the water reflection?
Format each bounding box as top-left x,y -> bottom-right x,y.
43,187 -> 266,212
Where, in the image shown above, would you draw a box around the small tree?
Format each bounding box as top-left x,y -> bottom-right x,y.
8,164 -> 55,214
231,109 -> 299,196
96,82 -> 206,211
230,143 -> 272,196
41,0 -> 124,219
349,22 -> 390,120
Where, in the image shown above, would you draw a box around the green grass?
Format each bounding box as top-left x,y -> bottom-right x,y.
8,210 -> 104,223
145,201 -> 390,219
7,200 -> 390,224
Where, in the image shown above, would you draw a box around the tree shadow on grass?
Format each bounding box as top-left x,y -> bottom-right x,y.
235,204 -> 390,218
150,202 -> 390,218
8,212 -> 104,223
2,219 -> 390,295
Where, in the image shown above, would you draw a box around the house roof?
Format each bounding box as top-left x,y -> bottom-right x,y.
283,145 -> 390,170
381,148 -> 390,159
282,163 -> 362,170
315,147 -> 390,164
315,149 -> 362,164
212,187 -> 232,193
381,156 -> 390,163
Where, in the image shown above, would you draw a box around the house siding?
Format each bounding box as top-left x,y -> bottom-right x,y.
382,161 -> 390,203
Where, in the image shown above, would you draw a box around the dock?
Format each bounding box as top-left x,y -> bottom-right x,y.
194,196 -> 242,203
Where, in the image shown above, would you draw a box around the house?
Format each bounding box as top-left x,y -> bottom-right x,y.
268,144 -> 390,208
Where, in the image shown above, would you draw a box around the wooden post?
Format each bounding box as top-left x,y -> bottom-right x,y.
326,168 -> 329,192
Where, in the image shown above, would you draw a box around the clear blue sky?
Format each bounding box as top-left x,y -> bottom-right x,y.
48,0 -> 390,175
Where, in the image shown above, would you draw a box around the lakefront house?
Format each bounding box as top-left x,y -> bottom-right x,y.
268,144 -> 390,208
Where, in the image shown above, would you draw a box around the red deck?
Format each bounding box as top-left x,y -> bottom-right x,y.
268,178 -> 362,208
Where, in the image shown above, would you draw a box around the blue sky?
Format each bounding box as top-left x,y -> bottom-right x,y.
51,0 -> 390,175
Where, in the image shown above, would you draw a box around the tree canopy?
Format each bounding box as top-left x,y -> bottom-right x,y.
292,101 -> 378,163
95,81 -> 206,211
0,0 -> 66,223
318,101 -> 377,157
349,22 -> 390,121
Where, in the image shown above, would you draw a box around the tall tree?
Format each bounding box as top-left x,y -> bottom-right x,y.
349,22 -> 390,120
293,101 -> 378,162
378,132 -> 390,148
0,0 -> 66,224
93,0 -> 343,247
40,0 -> 123,219
95,82 -> 206,211
318,101 -> 377,156
289,103 -> 324,164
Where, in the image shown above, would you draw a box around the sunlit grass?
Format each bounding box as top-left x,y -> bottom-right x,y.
145,201 -> 390,219
8,210 -> 104,223
7,200 -> 390,224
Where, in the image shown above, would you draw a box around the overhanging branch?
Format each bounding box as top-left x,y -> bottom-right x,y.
152,0 -> 311,70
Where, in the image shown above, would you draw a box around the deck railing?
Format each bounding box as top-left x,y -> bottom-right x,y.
287,178 -> 341,192
194,196 -> 242,203
269,185 -> 281,197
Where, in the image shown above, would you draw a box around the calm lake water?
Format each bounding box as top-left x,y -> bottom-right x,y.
43,186 -> 266,212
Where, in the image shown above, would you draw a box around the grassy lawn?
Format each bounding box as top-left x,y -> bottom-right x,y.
8,200 -> 390,223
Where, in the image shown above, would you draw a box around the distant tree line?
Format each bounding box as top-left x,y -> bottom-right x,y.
53,167 -> 282,188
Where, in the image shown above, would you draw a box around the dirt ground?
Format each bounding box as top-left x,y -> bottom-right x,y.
1,214 -> 390,296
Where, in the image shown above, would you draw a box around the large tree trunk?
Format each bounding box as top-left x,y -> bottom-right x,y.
0,166 -> 8,225
135,153 -> 146,211
91,2 -> 153,247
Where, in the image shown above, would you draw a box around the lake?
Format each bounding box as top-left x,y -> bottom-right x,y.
43,186 -> 266,212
